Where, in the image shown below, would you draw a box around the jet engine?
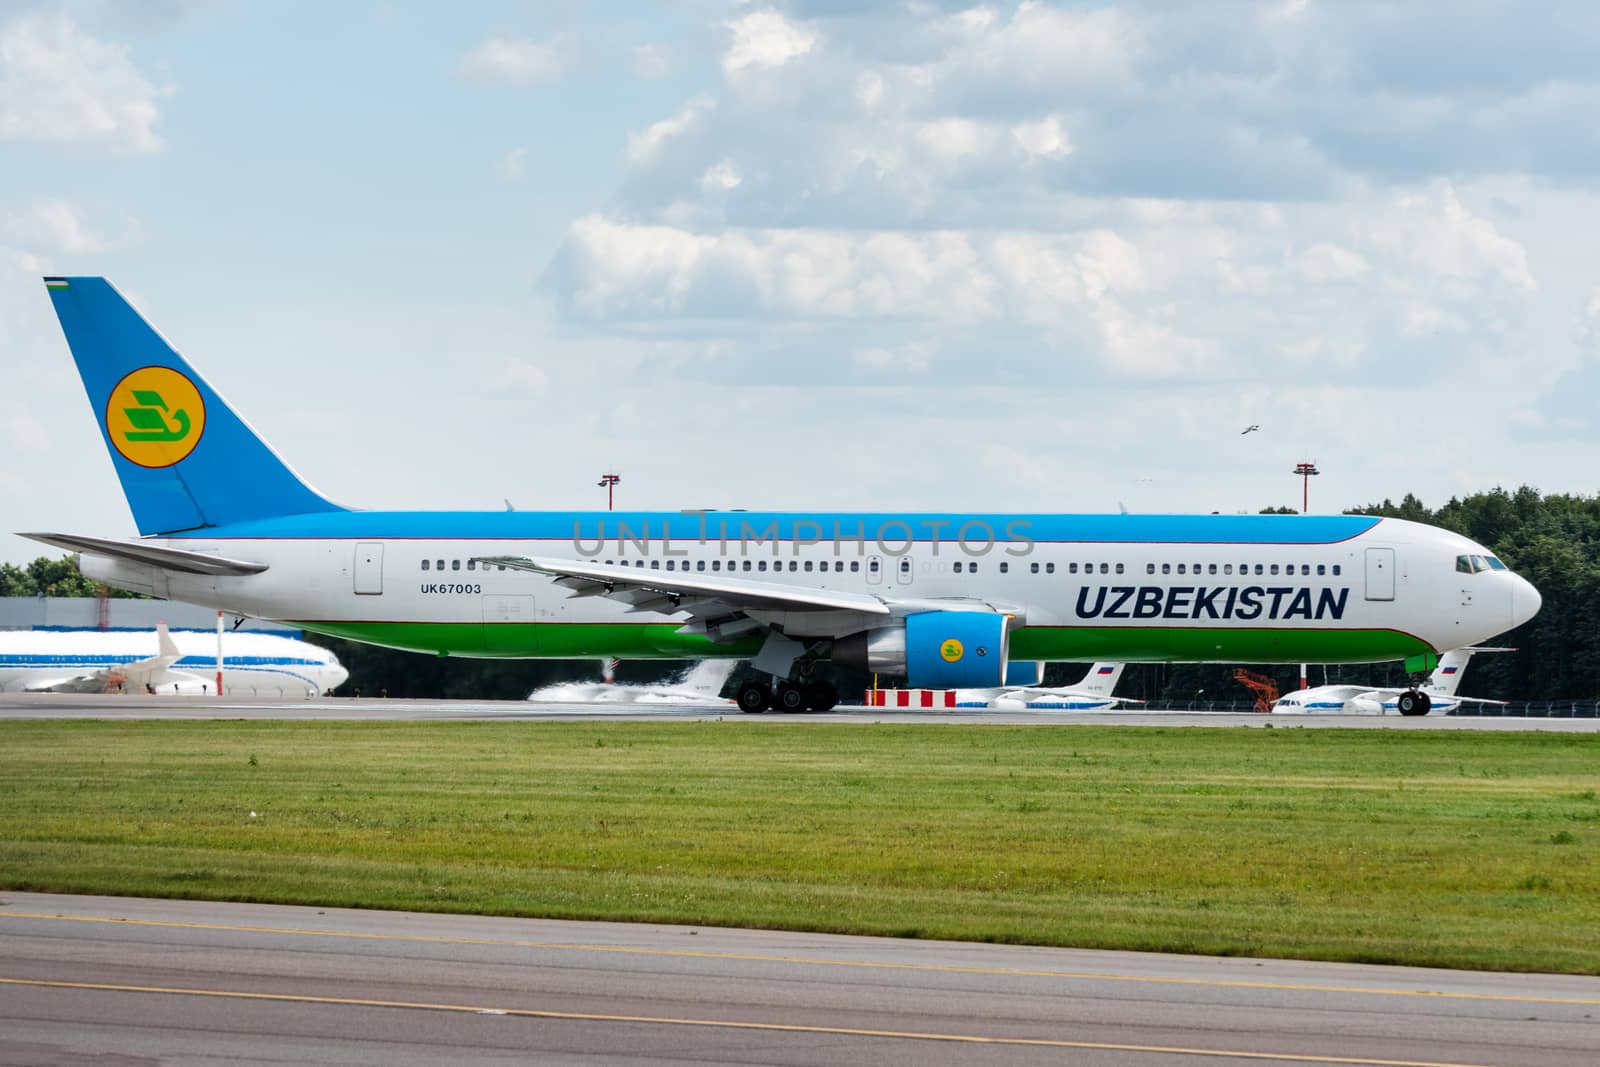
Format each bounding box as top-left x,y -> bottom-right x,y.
834,610 -> 1010,688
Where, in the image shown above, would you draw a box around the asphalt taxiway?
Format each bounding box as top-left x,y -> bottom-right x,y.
2,692 -> 1598,729
3,892 -> 1597,1066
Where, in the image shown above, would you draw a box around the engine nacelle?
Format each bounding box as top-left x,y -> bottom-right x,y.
1004,660 -> 1044,686
835,611 -> 1009,688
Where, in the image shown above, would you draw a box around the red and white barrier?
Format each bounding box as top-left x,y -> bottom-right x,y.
865,688 -> 958,708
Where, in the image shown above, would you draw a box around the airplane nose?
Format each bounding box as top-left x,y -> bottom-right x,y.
327,665 -> 350,692
1511,575 -> 1542,630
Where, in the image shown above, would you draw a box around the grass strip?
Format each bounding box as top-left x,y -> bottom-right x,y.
1,720 -> 1596,973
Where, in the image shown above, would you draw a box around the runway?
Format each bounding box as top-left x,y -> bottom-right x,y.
1,692 -> 1597,729
2,892 -> 1597,1066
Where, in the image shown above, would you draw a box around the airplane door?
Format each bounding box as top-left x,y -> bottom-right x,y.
1364,547 -> 1394,601
866,555 -> 883,585
354,543 -> 383,595
896,555 -> 915,585
483,594 -> 536,652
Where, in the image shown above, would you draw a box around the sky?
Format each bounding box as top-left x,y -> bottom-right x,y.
4,0 -> 1600,564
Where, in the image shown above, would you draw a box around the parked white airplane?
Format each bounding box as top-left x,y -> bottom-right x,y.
0,623 -> 348,695
957,663 -> 1139,709
23,277 -> 1541,714
528,659 -> 736,705
1272,647 -> 1511,716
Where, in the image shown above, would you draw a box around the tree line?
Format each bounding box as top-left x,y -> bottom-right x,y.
3,485 -> 1594,701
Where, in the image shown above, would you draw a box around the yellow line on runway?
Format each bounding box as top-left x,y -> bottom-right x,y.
0,975 -> 1505,1067
3,910 -> 1596,1007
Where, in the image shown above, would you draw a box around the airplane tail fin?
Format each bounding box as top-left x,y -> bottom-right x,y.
155,622 -> 180,664
42,277 -> 345,536
1423,647 -> 1513,697
1073,663 -> 1125,698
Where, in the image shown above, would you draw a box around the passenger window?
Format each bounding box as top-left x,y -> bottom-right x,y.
804,560 -> 813,572
1301,564 -> 1310,576
712,560 -> 721,572
1316,564 -> 1325,576
851,561 -> 860,572
969,563 -> 978,574
1208,564 -> 1217,575
1115,563 -> 1124,574
787,561 -> 796,572
1224,564 -> 1233,575
650,560 -> 660,570
1177,564 -> 1186,575
452,560 -> 461,571
697,560 -> 706,572
666,560 -> 676,571
466,560 -> 476,571
1000,561 -> 1009,574
1269,564 -> 1279,575
1255,564 -> 1264,575
758,560 -> 768,572
1146,563 -> 1155,575
1069,562 -> 1078,574
743,560 -> 752,571
421,560 -> 430,571
1046,562 -> 1056,574
953,561 -> 963,574
1162,563 -> 1171,574
835,561 -> 844,572
1030,562 -> 1040,574
1333,564 -> 1341,576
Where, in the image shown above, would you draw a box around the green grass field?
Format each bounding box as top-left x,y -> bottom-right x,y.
1,721 -> 1597,973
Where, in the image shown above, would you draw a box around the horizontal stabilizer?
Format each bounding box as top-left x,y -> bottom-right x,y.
19,532 -> 269,576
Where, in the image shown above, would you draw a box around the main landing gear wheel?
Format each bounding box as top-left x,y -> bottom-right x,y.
802,680 -> 838,712
776,683 -> 807,712
736,682 -> 771,714
1396,690 -> 1432,716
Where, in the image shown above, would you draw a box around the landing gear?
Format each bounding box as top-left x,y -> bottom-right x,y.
1396,690 -> 1432,716
736,682 -> 771,714
735,677 -> 839,713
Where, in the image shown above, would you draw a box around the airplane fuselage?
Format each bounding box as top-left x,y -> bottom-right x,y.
77,509 -> 1535,666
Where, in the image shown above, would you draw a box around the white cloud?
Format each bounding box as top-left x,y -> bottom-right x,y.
0,12 -> 165,153
1297,243 -> 1370,283
700,159 -> 741,193
854,340 -> 934,373
497,146 -> 528,179
723,10 -> 817,76
1012,115 -> 1072,160
5,200 -> 110,254
458,36 -> 570,86
491,358 -> 548,395
631,44 -> 670,81
626,95 -> 713,164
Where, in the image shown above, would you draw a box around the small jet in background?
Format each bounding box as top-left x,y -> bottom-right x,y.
957,663 -> 1141,710
0,623 -> 347,696
1272,647 -> 1512,716
529,659 -> 736,705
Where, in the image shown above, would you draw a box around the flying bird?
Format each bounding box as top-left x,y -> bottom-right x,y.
1241,424 -> 1260,435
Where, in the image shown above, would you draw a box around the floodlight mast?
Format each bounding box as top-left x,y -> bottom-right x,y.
597,473 -> 621,511
1293,462 -> 1320,514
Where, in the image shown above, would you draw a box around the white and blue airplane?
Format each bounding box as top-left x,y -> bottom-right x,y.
22,277 -> 1541,713
0,622 -> 348,696
957,663 -> 1138,710
1272,647 -> 1512,716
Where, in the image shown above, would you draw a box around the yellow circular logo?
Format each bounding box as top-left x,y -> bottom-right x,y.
939,639 -> 964,663
106,366 -> 206,468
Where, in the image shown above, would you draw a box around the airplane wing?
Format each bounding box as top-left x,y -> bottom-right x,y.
19,532 -> 269,576
19,671 -> 107,693
999,687 -> 1144,706
476,555 -> 922,642
1442,696 -> 1509,706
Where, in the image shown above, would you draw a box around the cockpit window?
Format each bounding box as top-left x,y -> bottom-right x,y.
1486,556 -> 1508,570
1456,555 -> 1473,574
1458,554 -> 1496,574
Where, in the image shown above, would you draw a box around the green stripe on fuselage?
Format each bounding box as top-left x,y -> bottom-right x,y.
294,620 -> 1429,664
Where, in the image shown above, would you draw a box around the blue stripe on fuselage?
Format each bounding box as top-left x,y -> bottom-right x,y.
165,511 -> 1382,545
